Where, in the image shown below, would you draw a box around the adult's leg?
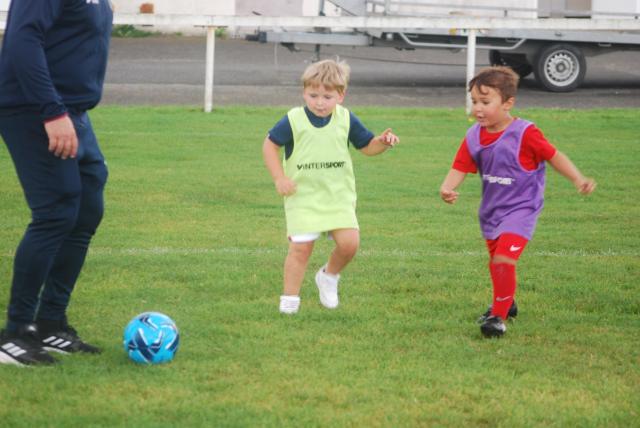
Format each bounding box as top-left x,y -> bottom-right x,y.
0,114 -> 81,330
36,112 -> 108,322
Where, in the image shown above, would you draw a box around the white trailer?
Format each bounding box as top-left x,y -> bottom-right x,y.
254,0 -> 640,92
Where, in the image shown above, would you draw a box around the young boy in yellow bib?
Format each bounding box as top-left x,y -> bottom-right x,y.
262,59 -> 399,314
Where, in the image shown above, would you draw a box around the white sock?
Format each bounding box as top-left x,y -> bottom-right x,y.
279,295 -> 300,314
321,265 -> 340,281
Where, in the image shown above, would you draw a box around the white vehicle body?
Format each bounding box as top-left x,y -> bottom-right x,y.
257,0 -> 640,91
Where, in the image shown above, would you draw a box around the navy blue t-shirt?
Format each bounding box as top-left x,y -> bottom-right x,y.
268,107 -> 375,159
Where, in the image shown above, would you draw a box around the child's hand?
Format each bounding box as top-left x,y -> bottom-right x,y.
378,128 -> 399,148
275,177 -> 297,196
575,177 -> 596,195
440,188 -> 459,204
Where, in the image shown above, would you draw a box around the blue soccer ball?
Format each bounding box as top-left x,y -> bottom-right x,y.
123,312 -> 179,364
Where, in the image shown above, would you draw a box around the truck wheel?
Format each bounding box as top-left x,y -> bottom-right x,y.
488,50 -> 533,79
533,43 -> 586,92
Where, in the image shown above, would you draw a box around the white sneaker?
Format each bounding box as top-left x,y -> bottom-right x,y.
315,265 -> 340,309
279,295 -> 300,314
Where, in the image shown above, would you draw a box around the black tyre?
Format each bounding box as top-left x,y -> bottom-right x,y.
488,49 -> 502,66
533,43 -> 586,92
488,50 -> 533,79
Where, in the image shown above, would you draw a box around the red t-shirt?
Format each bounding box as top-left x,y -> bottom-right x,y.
452,124 -> 557,173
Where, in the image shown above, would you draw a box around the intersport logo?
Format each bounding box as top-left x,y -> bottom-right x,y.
297,161 -> 346,171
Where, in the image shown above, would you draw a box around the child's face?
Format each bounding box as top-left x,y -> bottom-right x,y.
470,85 -> 515,132
302,84 -> 344,118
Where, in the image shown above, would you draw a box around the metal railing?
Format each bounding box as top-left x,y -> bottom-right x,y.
364,0 -> 640,18
2,11 -> 640,111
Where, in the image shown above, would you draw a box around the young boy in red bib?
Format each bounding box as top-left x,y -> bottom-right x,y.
440,66 -> 596,338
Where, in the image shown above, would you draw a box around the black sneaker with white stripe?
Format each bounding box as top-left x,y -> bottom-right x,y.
37,319 -> 101,355
0,324 -> 58,366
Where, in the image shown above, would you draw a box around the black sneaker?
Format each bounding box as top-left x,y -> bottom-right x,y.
477,300 -> 518,324
480,315 -> 507,338
37,319 -> 101,355
0,324 -> 58,366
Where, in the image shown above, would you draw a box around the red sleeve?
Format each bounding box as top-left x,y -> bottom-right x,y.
519,125 -> 557,171
452,138 -> 478,173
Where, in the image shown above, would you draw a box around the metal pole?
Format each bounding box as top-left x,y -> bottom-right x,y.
204,26 -> 216,113
465,29 -> 477,115
315,0 -> 325,62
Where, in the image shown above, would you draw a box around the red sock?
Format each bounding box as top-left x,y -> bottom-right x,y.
489,263 -> 516,319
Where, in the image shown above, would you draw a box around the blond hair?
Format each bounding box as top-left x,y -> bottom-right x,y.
301,59 -> 350,94
469,66 -> 519,102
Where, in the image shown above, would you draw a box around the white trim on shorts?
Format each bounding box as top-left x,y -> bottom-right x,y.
288,232 -> 321,243
288,232 -> 334,243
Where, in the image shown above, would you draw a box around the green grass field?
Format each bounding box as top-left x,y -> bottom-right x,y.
0,106 -> 638,427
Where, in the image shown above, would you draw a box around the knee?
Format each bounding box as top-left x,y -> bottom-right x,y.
76,196 -> 105,233
31,191 -> 81,235
337,238 -> 359,259
75,170 -> 108,233
288,243 -> 313,262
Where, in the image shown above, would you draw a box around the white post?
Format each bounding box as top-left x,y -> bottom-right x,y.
465,29 -> 477,115
204,26 -> 216,113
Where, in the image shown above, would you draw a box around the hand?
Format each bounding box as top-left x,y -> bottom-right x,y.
378,128 -> 399,148
44,115 -> 78,159
440,188 -> 459,204
575,177 -> 596,195
275,177 -> 297,196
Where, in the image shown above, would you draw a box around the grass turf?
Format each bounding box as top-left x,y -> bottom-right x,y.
0,106 -> 638,427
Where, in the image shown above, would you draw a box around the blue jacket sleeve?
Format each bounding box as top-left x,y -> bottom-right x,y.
4,0 -> 67,120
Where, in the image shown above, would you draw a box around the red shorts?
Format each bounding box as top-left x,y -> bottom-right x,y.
485,233 -> 528,260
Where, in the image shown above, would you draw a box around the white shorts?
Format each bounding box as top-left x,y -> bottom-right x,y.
288,232 -> 333,243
